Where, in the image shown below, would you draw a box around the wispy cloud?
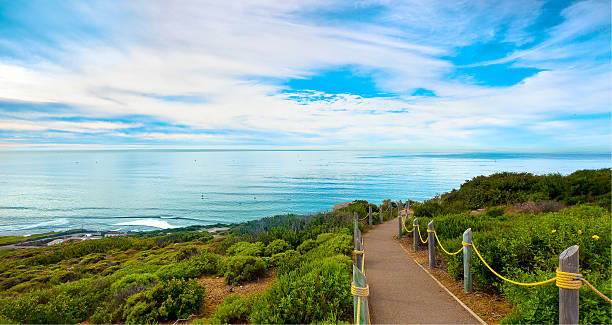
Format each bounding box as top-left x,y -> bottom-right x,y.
0,0 -> 609,150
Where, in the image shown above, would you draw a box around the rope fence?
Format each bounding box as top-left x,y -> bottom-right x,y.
397,212 -> 612,323
352,214 -> 370,325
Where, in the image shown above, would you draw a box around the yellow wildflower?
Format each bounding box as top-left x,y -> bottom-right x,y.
577,230 -> 582,235
592,235 -> 599,240
551,229 -> 557,233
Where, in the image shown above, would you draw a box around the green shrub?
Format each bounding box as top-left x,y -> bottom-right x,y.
249,259 -> 351,324
210,294 -> 253,324
155,260 -> 202,280
414,169 -> 611,218
0,277 -> 113,324
271,250 -> 302,275
226,242 -> 264,257
264,239 -> 290,256
296,239 -> 316,254
111,273 -> 158,300
175,246 -> 199,261
194,252 -> 223,275
223,256 -> 266,285
433,205 -> 611,324
123,278 -> 205,324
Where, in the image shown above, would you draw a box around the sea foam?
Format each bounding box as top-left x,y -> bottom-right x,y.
113,219 -> 177,229
19,218 -> 70,230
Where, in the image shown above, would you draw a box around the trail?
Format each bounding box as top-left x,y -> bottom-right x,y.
363,217 -> 482,324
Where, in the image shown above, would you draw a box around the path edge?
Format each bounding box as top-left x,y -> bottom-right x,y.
397,239 -> 488,325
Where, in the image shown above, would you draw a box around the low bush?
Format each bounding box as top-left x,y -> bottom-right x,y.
271,250 -> 301,275
155,260 -> 202,280
433,205 -> 610,324
296,239 -> 316,254
210,294 -> 253,324
226,242 -> 264,257
223,256 -> 266,285
264,239 -> 290,256
249,259 -> 351,324
122,278 -> 205,324
194,251 -> 223,275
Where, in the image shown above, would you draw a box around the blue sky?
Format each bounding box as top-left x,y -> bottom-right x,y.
0,0 -> 610,150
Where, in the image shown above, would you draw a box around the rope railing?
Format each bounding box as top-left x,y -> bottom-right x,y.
352,215 -> 370,325
367,201 -> 609,324
433,231 -> 463,255
403,218 -> 612,308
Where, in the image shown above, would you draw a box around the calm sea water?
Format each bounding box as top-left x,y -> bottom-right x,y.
0,150 -> 609,236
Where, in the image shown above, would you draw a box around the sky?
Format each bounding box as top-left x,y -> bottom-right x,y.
0,0 -> 610,151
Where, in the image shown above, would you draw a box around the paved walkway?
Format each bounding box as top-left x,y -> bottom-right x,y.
363,217 -> 481,324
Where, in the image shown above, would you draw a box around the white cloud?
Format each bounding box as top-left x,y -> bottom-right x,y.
0,0 -> 609,148
0,119 -> 141,133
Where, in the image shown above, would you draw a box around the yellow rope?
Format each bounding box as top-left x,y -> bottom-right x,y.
402,220 -> 414,233
555,269 -> 582,290
354,249 -> 364,255
351,284 -> 370,296
433,231 -> 463,255
430,230 -> 612,304
356,293 -> 361,324
416,225 -> 429,243
583,278 -> 612,304
470,242 -> 556,286
361,251 -> 365,274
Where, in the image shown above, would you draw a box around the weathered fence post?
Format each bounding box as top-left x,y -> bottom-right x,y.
559,245 -> 579,324
463,228 -> 472,293
413,218 -> 418,252
355,228 -> 363,273
352,265 -> 368,325
398,209 -> 402,238
368,206 -> 372,229
379,204 -> 383,224
428,220 -> 435,268
353,212 -> 359,249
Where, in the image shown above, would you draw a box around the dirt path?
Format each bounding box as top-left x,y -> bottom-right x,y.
363,217 -> 482,324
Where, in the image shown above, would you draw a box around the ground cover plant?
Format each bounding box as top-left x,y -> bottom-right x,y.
0,211 -> 355,324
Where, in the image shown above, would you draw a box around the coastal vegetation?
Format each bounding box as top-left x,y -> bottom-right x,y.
0,213 -> 354,324
406,169 -> 611,324
412,168 -> 611,218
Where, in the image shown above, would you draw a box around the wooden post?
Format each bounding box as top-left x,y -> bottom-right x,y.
368,206 -> 372,229
355,228 -> 363,273
428,220 -> 435,268
413,218 -> 418,252
559,245 -> 579,324
398,209 -> 402,238
353,213 -> 359,249
379,204 -> 383,224
463,228 -> 472,293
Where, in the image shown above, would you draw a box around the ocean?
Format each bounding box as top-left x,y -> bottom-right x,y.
0,150 -> 609,236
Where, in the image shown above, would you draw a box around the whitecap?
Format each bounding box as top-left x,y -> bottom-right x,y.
113,219 -> 177,229
19,218 -> 70,230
